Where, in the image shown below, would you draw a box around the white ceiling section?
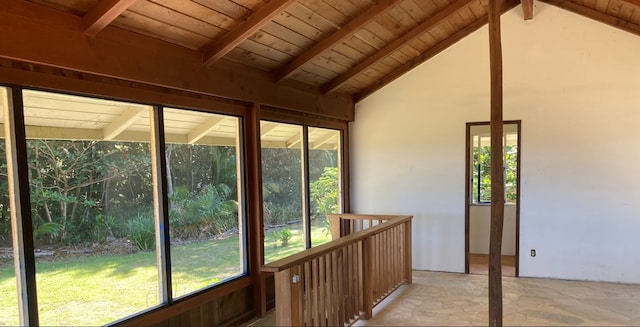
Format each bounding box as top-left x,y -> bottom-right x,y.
0,90 -> 338,150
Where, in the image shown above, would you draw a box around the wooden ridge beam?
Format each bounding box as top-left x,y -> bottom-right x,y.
273,0 -> 404,82
322,0 -> 476,94
521,0 -> 534,20
83,0 -> 136,37
202,0 -> 296,66
541,0 -> 640,37
354,0 -> 520,102
0,1 -> 353,121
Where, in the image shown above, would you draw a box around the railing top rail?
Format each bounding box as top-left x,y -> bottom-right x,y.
325,214 -> 405,221
262,215 -> 412,273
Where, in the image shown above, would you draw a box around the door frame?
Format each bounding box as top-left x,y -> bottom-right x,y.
464,120 -> 521,276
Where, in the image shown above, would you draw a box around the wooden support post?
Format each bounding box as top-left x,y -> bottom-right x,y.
488,0 -> 505,325
247,103 -> 267,317
329,215 -> 342,240
274,269 -> 292,326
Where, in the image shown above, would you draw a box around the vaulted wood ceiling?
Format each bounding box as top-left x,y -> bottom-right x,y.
3,0 -> 640,111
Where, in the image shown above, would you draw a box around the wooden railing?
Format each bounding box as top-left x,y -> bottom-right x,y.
327,214 -> 400,239
262,214 -> 413,326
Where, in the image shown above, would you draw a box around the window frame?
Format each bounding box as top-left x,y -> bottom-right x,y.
0,83 -> 252,326
258,116 -> 346,261
466,121 -> 521,206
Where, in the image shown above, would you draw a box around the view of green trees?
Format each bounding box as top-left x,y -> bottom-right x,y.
0,89 -> 342,326
472,144 -> 518,204
0,141 -> 242,250
0,140 -> 338,250
261,147 -> 339,227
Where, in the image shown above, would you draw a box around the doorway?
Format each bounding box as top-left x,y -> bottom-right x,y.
465,121 -> 520,277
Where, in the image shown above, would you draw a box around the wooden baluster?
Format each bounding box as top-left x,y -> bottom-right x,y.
382,230 -> 388,295
356,240 -> 363,317
349,242 -> 360,319
337,248 -> 345,326
346,244 -> 352,323
313,258 -> 320,326
304,261 -> 311,325
362,236 -> 374,319
397,226 -> 401,285
331,250 -> 339,326
319,255 -> 326,326
404,220 -> 413,284
374,233 -> 380,302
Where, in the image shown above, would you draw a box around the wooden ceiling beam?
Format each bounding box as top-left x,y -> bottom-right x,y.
541,0 -> 640,37
83,0 -> 136,37
521,0 -> 534,20
286,134 -> 302,148
273,0 -> 404,82
260,122 -> 279,137
0,1 -> 353,121
321,0 -> 476,94
310,131 -> 336,149
187,116 -> 226,144
202,0 -> 296,66
103,107 -> 147,140
354,0 -> 520,102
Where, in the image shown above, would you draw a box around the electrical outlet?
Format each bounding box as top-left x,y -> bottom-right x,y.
530,249 -> 536,257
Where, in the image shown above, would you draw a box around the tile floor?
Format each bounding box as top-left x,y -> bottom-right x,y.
354,271 -> 640,326
250,270 -> 640,326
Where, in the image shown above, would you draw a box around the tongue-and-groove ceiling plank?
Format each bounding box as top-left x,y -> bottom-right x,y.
9,0 -> 640,108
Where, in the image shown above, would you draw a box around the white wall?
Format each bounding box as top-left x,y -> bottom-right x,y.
469,205 -> 516,255
350,2 -> 640,283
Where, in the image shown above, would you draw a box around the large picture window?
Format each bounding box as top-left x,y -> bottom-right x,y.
261,122 -> 343,262
261,122 -> 305,263
308,127 -> 341,247
22,90 -> 158,325
163,108 -> 245,298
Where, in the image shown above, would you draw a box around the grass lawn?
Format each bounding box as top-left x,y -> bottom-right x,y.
0,222 -> 331,326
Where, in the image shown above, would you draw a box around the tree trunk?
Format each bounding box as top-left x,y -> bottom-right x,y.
166,144 -> 174,196
488,0 -> 505,325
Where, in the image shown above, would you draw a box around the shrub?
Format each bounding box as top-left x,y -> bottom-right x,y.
169,184 -> 237,240
273,228 -> 292,247
127,214 -> 155,251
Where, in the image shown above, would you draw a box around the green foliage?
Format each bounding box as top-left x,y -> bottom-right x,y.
272,228 -> 292,247
126,214 -> 155,251
261,147 -> 303,224
25,140 -> 153,245
263,202 -> 300,226
33,222 -> 63,239
310,167 -> 339,216
472,144 -> 518,203
169,184 -> 238,240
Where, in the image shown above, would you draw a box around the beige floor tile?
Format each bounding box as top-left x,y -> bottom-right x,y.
251,270 -> 640,326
